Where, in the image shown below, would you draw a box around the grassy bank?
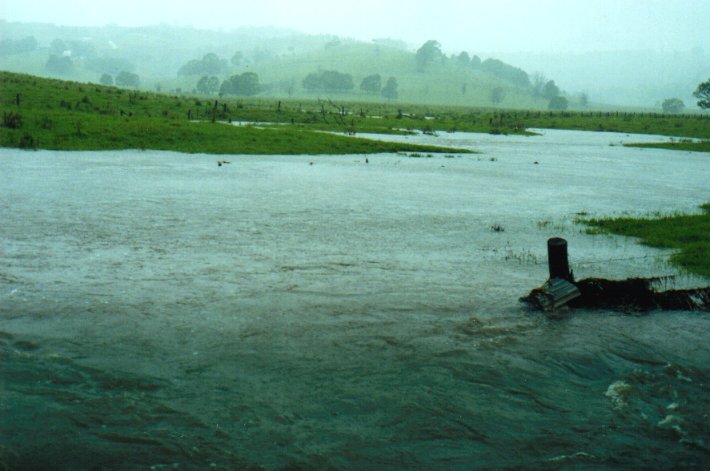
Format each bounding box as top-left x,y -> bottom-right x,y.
2,71 -> 709,154
0,71 -> 470,155
583,203 -> 710,277
624,140 -> 710,153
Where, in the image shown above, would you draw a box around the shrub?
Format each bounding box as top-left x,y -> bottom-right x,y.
3,111 -> 22,129
19,133 -> 35,149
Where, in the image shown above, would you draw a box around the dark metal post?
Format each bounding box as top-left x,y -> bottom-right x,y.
548,237 -> 572,281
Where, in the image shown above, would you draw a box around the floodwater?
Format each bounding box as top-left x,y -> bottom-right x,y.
1,130 -> 709,469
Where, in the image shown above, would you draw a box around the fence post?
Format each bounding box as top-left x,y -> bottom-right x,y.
548,237 -> 572,281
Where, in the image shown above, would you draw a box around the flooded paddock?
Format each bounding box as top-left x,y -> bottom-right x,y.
1,130 -> 709,469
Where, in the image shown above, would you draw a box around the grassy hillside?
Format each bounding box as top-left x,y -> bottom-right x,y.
234,42 -> 546,109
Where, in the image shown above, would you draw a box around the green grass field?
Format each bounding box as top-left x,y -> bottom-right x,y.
0,71 -> 472,155
583,204 -> 710,277
2,71 -> 710,155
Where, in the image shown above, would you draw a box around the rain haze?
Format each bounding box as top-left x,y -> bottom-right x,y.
2,0 -> 709,54
2,0 -> 710,470
3,0 -> 710,105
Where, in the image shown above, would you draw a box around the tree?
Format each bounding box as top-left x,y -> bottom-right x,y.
579,92 -> 589,108
542,80 -> 560,100
456,51 -> 471,67
200,53 -> 224,74
115,71 -> 140,88
661,98 -> 685,114
100,73 -> 113,86
531,72 -> 547,97
360,74 -> 382,94
490,87 -> 505,105
45,55 -> 73,75
693,78 -> 710,109
220,72 -> 261,96
415,40 -> 443,72
178,53 -> 226,76
302,70 -> 354,93
381,77 -> 399,100
197,76 -> 220,95
548,96 -> 569,110
481,59 -> 530,88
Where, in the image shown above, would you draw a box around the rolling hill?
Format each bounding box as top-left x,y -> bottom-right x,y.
0,21 -> 553,109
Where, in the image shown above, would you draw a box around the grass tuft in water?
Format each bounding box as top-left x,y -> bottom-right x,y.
582,203 -> 710,277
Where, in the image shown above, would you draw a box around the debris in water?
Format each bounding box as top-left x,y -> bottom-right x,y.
521,238 -> 710,313
522,278 -> 581,313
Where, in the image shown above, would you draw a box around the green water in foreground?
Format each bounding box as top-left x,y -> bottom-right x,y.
1,131 -> 709,469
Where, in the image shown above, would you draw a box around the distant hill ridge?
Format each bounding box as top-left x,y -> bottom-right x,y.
0,21 -> 558,108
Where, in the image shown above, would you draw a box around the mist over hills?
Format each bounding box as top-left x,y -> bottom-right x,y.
498,49 -> 709,109
1,20 -> 707,110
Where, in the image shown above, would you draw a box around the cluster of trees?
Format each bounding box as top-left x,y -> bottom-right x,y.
197,76 -> 220,95
0,36 -> 38,55
360,74 -> 382,94
359,74 -> 399,100
219,72 -> 261,96
97,71 -> 140,87
530,74 -> 568,110
415,40 -> 445,72
116,71 -> 140,88
303,70 -> 354,93
416,40 -> 531,90
178,53 -> 228,77
455,51 -> 482,68
480,59 -> 530,89
662,98 -> 685,114
189,70 -> 398,100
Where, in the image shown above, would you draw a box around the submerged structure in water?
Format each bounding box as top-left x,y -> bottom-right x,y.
521,238 -> 710,313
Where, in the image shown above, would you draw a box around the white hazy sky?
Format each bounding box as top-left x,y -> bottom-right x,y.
1,0 -> 708,53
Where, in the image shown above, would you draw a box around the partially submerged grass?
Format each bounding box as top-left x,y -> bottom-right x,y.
625,140 -> 710,153
582,203 -> 710,277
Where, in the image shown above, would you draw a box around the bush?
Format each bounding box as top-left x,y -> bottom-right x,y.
2,111 -> 22,129
548,96 -> 569,111
19,133 -> 35,149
